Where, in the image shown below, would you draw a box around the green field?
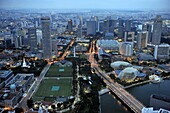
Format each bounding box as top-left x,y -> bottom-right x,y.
45,65 -> 73,77
33,78 -> 72,101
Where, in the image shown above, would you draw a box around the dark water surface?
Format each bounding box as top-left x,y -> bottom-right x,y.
101,79 -> 170,113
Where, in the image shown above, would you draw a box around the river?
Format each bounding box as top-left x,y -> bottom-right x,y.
101,79 -> 170,113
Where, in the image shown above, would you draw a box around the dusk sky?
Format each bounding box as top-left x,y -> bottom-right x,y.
0,0 -> 170,11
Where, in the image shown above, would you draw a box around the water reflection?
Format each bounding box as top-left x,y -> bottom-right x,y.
101,79 -> 170,113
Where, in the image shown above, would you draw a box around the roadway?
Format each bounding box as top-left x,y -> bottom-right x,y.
17,63 -> 51,111
59,39 -> 75,60
88,41 -> 144,113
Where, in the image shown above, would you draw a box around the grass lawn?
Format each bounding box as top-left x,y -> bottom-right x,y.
45,65 -> 73,77
33,78 -> 72,101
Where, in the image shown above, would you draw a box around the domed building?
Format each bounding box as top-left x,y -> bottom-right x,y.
118,67 -> 139,83
110,61 -> 132,70
10,84 -> 16,93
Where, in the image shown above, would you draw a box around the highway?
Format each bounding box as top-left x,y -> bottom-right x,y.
88,41 -> 145,113
17,63 -> 51,111
59,39 -> 75,60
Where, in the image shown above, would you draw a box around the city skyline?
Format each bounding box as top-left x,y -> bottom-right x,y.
0,0 -> 170,11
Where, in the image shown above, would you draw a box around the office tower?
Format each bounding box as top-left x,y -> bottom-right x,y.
154,44 -> 170,60
34,18 -> 40,28
86,20 -> 96,35
99,21 -> 104,32
152,15 -> 162,45
52,38 -> 58,56
124,31 -> 135,42
51,14 -> 56,22
118,26 -> 124,39
28,28 -> 37,52
118,18 -> 124,27
93,16 -> 99,32
77,25 -> 82,38
125,20 -> 131,32
41,17 -> 52,59
109,20 -> 116,33
142,24 -> 152,43
137,31 -> 148,49
103,20 -> 109,33
36,29 -> 42,49
119,42 -> 133,56
67,19 -> 73,33
79,16 -> 83,25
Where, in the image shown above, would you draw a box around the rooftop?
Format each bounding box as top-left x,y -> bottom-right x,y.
0,70 -> 13,78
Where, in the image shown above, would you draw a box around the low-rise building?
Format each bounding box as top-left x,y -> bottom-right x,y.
0,73 -> 34,107
8,73 -> 34,92
0,70 -> 14,86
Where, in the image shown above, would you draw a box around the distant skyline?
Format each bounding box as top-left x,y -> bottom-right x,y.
0,0 -> 170,11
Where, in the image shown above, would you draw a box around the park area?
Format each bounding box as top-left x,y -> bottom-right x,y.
33,78 -> 72,101
45,64 -> 73,77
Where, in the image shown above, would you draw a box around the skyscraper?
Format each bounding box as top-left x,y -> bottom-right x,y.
125,20 -> 131,32
119,42 -> 133,56
103,20 -> 109,33
137,31 -> 148,49
77,24 -> 82,38
28,28 -> 37,52
154,44 -> 170,60
152,15 -> 162,45
118,18 -> 124,27
41,17 -> 52,59
118,26 -> 124,39
67,19 -> 73,33
86,20 -> 96,35
124,31 -> 135,42
142,24 -> 152,43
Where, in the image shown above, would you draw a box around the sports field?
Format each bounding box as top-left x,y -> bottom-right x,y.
33,78 -> 72,101
45,65 -> 73,77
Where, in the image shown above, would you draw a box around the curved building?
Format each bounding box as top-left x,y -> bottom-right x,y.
118,67 -> 139,83
110,61 -> 132,70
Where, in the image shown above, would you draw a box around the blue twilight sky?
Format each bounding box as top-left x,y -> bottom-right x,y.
0,0 -> 170,10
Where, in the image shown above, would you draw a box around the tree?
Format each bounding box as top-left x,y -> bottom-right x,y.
51,104 -> 56,110
27,98 -> 33,108
14,107 -> 24,113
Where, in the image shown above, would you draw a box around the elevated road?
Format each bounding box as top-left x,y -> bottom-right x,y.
94,66 -> 144,113
88,42 -> 145,113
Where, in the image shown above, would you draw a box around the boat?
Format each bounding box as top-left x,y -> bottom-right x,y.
149,74 -> 162,83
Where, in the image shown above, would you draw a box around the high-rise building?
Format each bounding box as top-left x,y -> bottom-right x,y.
28,28 -> 37,52
142,24 -> 152,43
137,31 -> 148,49
109,20 -> 116,33
103,19 -> 116,34
119,42 -> 133,56
79,16 -> 83,25
103,20 -> 109,33
99,21 -> 104,32
67,19 -> 73,33
86,20 -> 96,35
152,15 -> 162,45
154,44 -> 170,60
52,38 -> 58,56
77,25 -> 82,38
124,31 -> 135,42
41,17 -> 52,59
125,20 -> 131,32
118,18 -> 124,27
118,26 -> 124,39
92,16 -> 99,32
